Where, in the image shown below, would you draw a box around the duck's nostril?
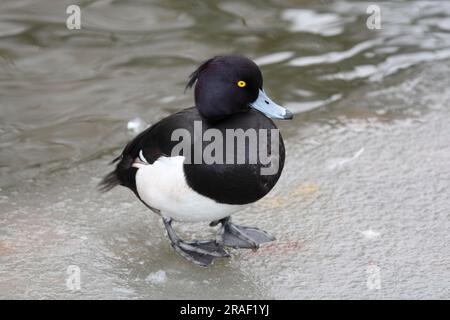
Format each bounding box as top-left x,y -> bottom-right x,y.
264,100 -> 269,105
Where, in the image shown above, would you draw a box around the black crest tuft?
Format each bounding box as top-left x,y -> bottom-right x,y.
185,57 -> 216,92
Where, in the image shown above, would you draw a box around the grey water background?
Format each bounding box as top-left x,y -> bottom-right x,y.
1,0 -> 449,299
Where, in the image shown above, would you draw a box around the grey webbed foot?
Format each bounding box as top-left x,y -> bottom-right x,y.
216,217 -> 276,249
162,217 -> 229,267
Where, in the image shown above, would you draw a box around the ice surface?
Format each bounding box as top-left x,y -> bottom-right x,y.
2,62 -> 450,299
1,0 -> 450,300
145,271 -> 167,285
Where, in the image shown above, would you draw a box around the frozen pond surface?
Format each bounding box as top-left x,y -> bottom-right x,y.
1,0 -> 450,299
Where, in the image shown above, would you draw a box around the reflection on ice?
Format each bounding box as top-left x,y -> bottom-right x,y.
145,270 -> 167,285
360,230 -> 381,240
326,148 -> 364,170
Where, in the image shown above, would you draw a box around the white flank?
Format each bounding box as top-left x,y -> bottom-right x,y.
135,155 -> 241,222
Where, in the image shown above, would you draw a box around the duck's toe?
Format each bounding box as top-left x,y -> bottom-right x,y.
217,218 -> 276,249
172,240 -> 229,267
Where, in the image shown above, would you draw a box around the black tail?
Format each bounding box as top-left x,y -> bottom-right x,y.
98,170 -> 120,192
98,155 -> 123,192
98,153 -> 137,193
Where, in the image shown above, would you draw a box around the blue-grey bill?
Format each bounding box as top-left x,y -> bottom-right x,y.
250,89 -> 293,120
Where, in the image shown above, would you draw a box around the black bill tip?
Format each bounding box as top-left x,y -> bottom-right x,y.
282,109 -> 293,120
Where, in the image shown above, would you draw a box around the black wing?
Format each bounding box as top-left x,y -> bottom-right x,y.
98,108 -> 199,193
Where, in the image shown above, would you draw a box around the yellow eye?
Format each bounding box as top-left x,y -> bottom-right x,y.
237,80 -> 246,88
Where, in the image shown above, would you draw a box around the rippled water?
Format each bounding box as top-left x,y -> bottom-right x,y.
1,0 -> 449,299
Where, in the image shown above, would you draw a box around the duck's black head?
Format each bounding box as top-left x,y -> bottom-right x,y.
186,55 -> 293,121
